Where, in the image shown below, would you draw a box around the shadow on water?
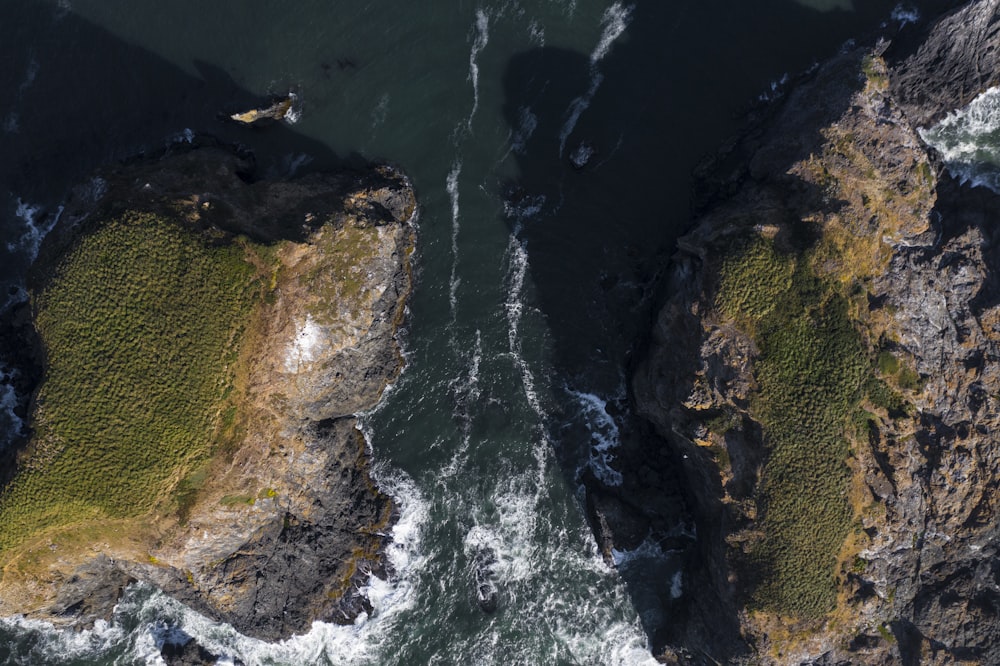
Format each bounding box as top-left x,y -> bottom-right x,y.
499,0 -> 960,660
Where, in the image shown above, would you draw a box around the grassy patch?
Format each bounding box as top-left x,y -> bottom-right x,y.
717,235 -> 876,618
0,211 -> 264,552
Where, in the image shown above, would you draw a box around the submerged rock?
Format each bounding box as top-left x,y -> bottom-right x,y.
471,544 -> 499,614
0,142 -> 416,640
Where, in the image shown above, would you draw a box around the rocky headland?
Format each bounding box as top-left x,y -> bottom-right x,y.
0,141 -> 416,641
595,0 -> 1000,663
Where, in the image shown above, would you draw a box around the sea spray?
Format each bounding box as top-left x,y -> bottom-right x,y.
919,86 -> 1000,192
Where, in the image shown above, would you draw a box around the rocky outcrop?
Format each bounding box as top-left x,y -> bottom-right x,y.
0,142 -> 416,640
890,0 -> 1000,127
624,1 -> 1000,663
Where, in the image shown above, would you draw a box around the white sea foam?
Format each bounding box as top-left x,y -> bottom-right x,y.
891,4 -> 920,26
7,200 -> 61,263
96,466 -> 428,666
568,388 -> 623,486
446,161 -> 462,316
611,537 -> 669,568
504,235 -> 537,414
502,192 -> 545,221
557,3 -> 633,156
0,365 -> 24,444
465,483 -> 540,585
441,331 -> 483,478
0,616 -> 127,664
466,10 -> 491,131
527,19 -> 545,46
590,3 -> 632,66
569,142 -> 594,168
919,86 -> 1000,192
282,92 -> 301,124
758,72 -> 790,102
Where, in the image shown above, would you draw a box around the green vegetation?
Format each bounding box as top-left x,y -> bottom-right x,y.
0,211 -> 265,552
716,235 -> 883,618
219,494 -> 256,506
861,55 -> 888,90
717,237 -> 796,327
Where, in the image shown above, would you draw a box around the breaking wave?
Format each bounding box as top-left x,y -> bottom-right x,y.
919,86 -> 1000,192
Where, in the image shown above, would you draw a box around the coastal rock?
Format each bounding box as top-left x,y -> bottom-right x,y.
624,1 -> 1000,663
0,143 -> 416,640
228,95 -> 295,125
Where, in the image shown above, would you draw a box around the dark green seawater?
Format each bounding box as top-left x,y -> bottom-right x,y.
0,1 -> 958,663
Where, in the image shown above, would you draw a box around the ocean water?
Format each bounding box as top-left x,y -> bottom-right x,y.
920,86 -> 1000,191
0,1 -> 957,664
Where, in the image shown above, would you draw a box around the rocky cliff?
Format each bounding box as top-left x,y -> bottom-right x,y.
624,1 -> 1000,663
0,142 -> 416,641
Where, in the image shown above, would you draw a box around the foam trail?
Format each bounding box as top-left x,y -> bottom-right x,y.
558,3 -> 633,156
466,10 -> 490,131
446,161 -> 462,317
442,330 -> 483,478
503,229 -> 553,494
919,86 -> 1000,192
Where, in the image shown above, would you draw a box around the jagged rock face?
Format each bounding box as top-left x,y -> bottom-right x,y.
0,145 -> 416,640
890,0 -> 1000,127
630,1 -> 1000,663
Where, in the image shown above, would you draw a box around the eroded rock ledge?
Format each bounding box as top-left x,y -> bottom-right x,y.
0,142 -> 416,641
623,1 -> 1000,663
